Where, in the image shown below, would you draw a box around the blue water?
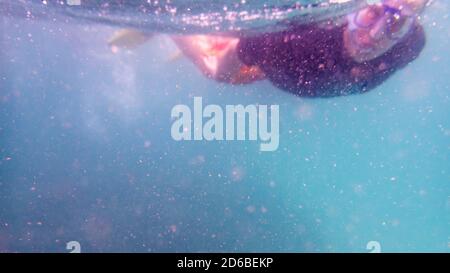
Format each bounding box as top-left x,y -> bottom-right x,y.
0,1 -> 449,252
0,0 -> 368,34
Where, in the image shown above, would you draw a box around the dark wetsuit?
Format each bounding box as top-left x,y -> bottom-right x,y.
237,22 -> 425,97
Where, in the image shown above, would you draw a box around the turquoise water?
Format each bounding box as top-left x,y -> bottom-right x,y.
0,1 -> 449,252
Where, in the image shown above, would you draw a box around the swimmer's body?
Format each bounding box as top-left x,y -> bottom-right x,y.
109,0 -> 429,97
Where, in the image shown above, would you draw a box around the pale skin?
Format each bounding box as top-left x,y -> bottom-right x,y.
171,35 -> 265,84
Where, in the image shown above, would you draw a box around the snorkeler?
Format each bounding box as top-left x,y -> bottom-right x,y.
175,0 -> 429,96
109,0 -> 429,95
236,0 -> 429,96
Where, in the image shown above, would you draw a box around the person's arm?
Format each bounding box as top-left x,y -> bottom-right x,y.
107,29 -> 154,52
171,35 -> 265,84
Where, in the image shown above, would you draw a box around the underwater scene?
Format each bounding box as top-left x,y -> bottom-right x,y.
0,0 -> 449,253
